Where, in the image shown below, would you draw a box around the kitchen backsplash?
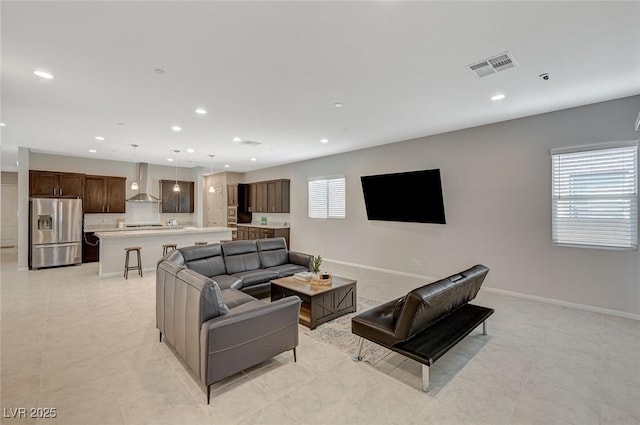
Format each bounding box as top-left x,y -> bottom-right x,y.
250,213 -> 290,226
84,201 -> 195,227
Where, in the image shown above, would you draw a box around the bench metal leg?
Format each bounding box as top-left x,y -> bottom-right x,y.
482,321 -> 487,336
352,337 -> 364,361
422,364 -> 430,392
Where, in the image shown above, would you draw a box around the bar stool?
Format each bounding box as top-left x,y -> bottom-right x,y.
194,241 -> 208,246
124,247 -> 142,279
162,243 -> 177,255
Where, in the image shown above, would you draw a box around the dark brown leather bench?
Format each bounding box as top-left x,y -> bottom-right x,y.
351,264 -> 493,391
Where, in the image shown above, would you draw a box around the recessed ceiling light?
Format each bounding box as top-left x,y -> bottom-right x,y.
333,102 -> 343,108
320,138 -> 329,144
154,68 -> 166,74
33,70 -> 54,79
167,158 -> 174,162
117,122 -> 125,126
195,108 -> 207,115
233,137 -> 242,142
491,93 -> 506,101
186,148 -> 195,153
95,136 -> 105,141
250,157 -> 257,162
224,164 -> 230,168
0,123 -> 6,127
88,149 -> 97,153
171,126 -> 182,132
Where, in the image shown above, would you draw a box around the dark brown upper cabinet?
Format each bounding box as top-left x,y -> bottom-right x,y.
84,176 -> 126,213
30,170 -> 85,198
160,180 -> 195,213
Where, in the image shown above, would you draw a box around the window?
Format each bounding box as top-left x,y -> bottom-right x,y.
308,176 -> 346,219
551,143 -> 638,250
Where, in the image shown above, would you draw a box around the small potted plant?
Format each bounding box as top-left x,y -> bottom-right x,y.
310,255 -> 331,285
311,255 -> 322,277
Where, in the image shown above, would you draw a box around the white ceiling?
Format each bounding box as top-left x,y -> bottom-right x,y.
2,1 -> 639,173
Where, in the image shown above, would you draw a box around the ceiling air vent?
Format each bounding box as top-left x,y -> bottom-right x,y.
238,140 -> 261,146
468,51 -> 517,78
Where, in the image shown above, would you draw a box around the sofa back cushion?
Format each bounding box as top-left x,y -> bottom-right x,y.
178,244 -> 227,278
394,264 -> 489,342
221,240 -> 262,274
256,237 -> 289,268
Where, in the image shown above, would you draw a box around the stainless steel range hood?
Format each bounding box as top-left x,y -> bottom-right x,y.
127,163 -> 161,203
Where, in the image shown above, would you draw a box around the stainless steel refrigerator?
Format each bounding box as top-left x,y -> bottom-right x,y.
31,198 -> 83,269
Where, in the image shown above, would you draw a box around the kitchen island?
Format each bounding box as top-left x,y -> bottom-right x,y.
94,226 -> 232,278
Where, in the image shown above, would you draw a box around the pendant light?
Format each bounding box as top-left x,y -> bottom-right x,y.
130,144 -> 139,191
173,150 -> 180,192
208,154 -> 216,193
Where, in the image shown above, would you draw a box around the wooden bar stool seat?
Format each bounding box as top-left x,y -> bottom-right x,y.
124,247 -> 143,279
162,243 -> 177,255
194,241 -> 208,246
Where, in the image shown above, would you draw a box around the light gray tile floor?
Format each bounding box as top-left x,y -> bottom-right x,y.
1,250 -> 639,425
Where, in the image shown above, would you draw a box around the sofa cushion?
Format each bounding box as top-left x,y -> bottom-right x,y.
256,237 -> 289,268
221,240 -> 262,274
265,264 -> 309,278
232,269 -> 279,287
394,265 -> 489,342
202,281 -> 230,321
221,288 -> 259,309
350,298 -> 398,347
213,274 -> 243,290
176,269 -> 229,323
178,244 -> 227,278
392,296 -> 405,322
226,299 -> 266,315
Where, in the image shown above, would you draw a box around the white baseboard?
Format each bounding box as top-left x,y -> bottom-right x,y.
482,287 -> 640,321
324,258 -> 640,321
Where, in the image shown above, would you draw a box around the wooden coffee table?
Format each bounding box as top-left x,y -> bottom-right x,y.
270,276 -> 357,330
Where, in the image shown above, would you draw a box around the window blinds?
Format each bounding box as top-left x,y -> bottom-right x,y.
308,176 -> 346,219
551,144 -> 638,249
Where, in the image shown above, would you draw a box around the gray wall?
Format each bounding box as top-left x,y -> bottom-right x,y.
245,95 -> 640,316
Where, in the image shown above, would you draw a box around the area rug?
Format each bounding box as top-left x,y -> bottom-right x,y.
299,296 -> 392,365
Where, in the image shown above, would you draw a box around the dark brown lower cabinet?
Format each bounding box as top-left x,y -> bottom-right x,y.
236,226 -> 290,247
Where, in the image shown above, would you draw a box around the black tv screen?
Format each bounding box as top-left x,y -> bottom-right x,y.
361,169 -> 446,224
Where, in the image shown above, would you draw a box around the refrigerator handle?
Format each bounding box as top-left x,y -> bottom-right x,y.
58,199 -> 63,242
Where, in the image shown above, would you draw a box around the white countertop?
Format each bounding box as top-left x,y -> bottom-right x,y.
94,226 -> 231,239
236,223 -> 290,229
85,224 -> 197,232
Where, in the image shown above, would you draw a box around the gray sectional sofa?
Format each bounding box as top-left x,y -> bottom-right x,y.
164,237 -> 312,298
156,237 -> 312,403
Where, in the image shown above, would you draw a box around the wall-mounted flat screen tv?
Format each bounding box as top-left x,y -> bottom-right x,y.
360,169 -> 446,224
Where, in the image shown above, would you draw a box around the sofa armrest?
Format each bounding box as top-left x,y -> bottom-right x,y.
289,251 -> 313,269
200,296 -> 301,385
